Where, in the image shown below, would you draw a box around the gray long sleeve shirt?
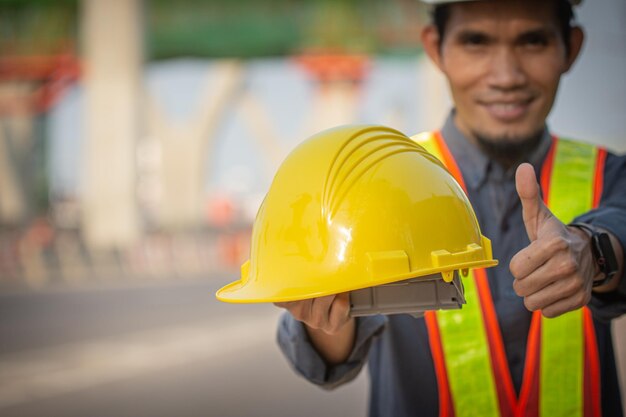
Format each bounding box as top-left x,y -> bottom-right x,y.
277,113 -> 626,417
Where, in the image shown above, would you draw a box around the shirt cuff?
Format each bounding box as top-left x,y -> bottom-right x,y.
276,311 -> 387,389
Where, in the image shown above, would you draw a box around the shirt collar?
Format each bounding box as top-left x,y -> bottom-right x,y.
439,110 -> 552,190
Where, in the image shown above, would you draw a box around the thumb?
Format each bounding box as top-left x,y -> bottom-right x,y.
515,163 -> 548,241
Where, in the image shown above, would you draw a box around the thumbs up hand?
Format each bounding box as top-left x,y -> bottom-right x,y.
510,163 -> 598,318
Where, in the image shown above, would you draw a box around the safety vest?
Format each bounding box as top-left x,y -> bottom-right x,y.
413,131 -> 607,417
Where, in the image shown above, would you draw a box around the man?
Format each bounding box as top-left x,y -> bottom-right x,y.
276,0 -> 626,416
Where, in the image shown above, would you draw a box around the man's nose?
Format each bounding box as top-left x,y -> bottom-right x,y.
487,47 -> 527,90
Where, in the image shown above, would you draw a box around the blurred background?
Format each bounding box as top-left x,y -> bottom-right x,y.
0,0 -> 624,416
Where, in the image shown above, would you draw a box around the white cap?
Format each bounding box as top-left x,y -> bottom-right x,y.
421,0 -> 581,5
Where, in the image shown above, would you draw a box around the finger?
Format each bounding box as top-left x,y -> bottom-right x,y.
509,234 -> 571,280
327,293 -> 351,332
513,247 -> 579,297
308,295 -> 337,329
510,241 -> 549,280
515,163 -> 546,242
513,262 -> 558,299
540,290 -> 591,318
517,275 -> 582,312
273,301 -> 305,313
282,299 -> 314,321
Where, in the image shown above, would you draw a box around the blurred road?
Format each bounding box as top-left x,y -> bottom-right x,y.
0,276 -> 367,417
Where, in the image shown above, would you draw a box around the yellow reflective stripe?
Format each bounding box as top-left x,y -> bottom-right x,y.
437,271 -> 501,417
414,132 -> 500,417
548,139 -> 597,224
541,139 -> 596,417
540,310 -> 584,417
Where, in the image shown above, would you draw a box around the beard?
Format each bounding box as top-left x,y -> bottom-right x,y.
473,129 -> 544,169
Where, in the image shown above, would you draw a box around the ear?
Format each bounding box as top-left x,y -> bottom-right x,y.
563,26 -> 584,72
421,24 -> 445,71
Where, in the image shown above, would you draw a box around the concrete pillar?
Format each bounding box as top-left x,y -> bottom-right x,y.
419,55 -> 451,132
303,82 -> 360,135
81,0 -> 142,248
145,61 -> 243,230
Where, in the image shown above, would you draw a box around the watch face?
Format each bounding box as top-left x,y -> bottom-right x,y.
570,223 -> 619,287
591,232 -> 618,287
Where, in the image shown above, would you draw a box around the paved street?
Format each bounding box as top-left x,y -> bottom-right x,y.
0,276 -> 367,417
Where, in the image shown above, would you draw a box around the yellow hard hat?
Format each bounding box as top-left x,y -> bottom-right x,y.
216,125 -> 497,304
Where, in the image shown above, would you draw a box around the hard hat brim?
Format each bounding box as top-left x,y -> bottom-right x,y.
215,258 -> 498,304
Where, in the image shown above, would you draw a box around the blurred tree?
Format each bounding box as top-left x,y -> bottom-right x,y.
0,0 -> 77,56
0,1 -> 77,226
148,0 -> 426,59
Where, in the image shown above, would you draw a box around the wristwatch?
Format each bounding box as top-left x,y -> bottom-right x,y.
569,223 -> 619,287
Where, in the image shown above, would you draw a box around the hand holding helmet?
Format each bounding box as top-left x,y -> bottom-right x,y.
275,293 -> 355,364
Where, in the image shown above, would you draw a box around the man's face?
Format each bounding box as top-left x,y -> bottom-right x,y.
424,0 -> 582,150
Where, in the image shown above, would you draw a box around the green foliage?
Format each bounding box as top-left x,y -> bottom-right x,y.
0,0 -> 77,55
149,0 -> 304,58
147,0 -> 425,59
0,0 -> 426,59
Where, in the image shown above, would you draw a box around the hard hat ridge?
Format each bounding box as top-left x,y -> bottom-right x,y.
323,126 -> 440,218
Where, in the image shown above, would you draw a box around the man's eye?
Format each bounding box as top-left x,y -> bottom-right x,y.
461,34 -> 489,46
521,34 -> 549,48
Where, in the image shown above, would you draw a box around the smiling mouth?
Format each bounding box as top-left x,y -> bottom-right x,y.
481,99 -> 534,122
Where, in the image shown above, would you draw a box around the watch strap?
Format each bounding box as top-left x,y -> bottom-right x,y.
569,223 -> 619,287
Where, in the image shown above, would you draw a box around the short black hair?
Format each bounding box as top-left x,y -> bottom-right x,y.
431,0 -> 576,55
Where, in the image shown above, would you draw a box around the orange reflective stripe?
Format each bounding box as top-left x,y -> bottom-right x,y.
583,308 -> 601,417
433,131 -> 466,191
585,144 -> 604,417
516,311 -> 542,417
540,136 -> 557,205
591,150 -> 604,417
474,268 -> 517,416
593,148 -> 606,207
425,311 -> 455,417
